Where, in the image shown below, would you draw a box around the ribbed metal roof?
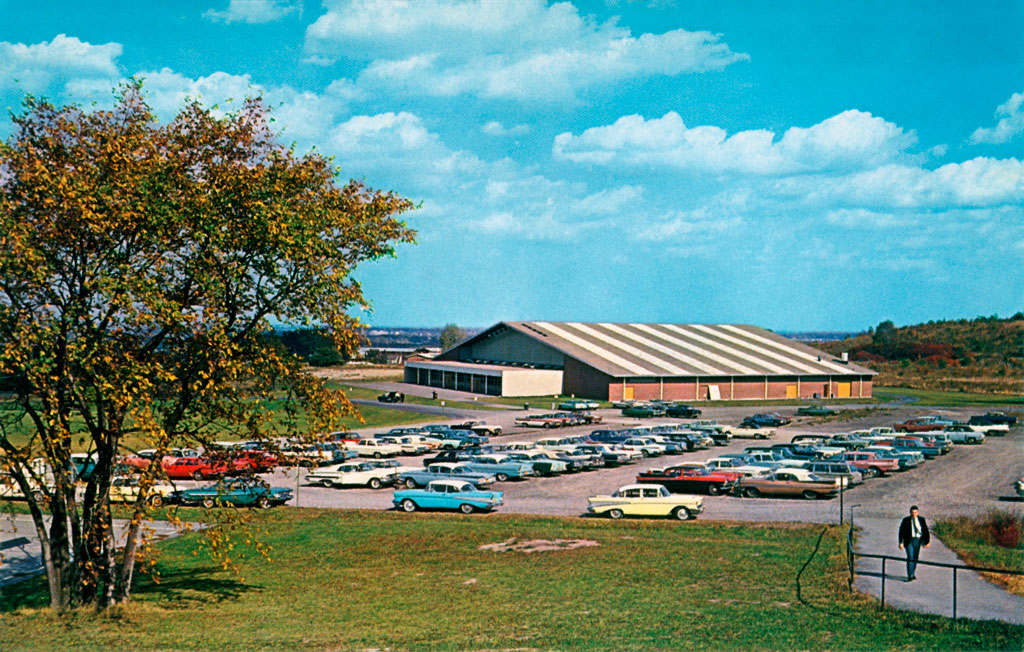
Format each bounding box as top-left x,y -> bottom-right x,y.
495,321 -> 874,378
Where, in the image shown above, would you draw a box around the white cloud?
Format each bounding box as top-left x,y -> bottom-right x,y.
203,0 -> 300,24
482,120 -> 530,136
553,109 -> 917,175
969,92 -> 1024,145
0,34 -> 121,93
306,0 -> 747,101
64,69 -> 361,145
775,157 -> 1024,209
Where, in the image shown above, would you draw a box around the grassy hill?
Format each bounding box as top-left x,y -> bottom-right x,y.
2,509 -> 1021,651
819,315 -> 1024,394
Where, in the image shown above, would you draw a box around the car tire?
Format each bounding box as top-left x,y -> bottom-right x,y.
608,508 -> 624,520
192,470 -> 205,480
404,478 -> 418,488
757,434 -> 767,440
745,488 -> 761,498
256,496 -> 271,509
495,473 -> 509,482
802,490 -> 818,500
459,503 -> 475,514
300,460 -> 313,468
401,499 -> 417,512
148,494 -> 164,507
201,497 -> 216,509
672,507 -> 692,521
866,467 -> 880,478
373,452 -> 382,459
369,478 -> 382,489
707,484 -> 722,496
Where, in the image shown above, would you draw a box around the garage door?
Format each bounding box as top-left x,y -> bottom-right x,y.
624,387 -> 634,400
836,382 -> 851,398
786,385 -> 798,398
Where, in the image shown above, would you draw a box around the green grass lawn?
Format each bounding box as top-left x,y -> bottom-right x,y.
2,511 -> 1021,651
873,386 -> 1024,407
329,383 -> 502,413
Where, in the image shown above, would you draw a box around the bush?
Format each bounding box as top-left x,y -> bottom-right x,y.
985,512 -> 1023,549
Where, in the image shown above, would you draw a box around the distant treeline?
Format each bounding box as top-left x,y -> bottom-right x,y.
821,313 -> 1024,369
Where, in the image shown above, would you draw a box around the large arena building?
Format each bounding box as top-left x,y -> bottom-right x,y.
403,321 -> 874,401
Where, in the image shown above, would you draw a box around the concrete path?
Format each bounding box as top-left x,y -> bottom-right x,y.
852,517 -> 1024,624
0,514 -> 191,587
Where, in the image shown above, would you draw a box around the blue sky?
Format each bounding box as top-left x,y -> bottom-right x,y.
2,0 -> 1023,331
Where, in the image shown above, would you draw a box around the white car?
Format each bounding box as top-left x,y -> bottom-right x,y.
109,476 -> 176,506
620,438 -> 665,457
940,425 -> 986,445
344,439 -> 403,458
534,436 -> 589,452
374,436 -> 431,455
704,457 -> 773,477
306,462 -> 400,489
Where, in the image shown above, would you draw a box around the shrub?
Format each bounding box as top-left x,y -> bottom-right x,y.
984,512 -> 1023,549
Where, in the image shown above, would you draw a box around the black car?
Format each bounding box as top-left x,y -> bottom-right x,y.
421,450 -> 477,466
377,391 -> 405,403
967,412 -> 1017,426
666,404 -> 702,418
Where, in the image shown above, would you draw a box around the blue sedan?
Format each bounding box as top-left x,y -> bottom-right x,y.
392,480 -> 503,514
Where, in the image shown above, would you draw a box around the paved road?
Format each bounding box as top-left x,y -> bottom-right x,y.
0,514 -> 192,587
853,516 -> 1024,624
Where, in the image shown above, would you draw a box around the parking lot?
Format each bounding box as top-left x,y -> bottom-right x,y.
236,400 -> 1024,525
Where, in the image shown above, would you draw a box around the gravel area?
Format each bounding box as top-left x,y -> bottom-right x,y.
254,402 -> 1024,525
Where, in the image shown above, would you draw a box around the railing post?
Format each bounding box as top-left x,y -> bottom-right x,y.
953,567 -> 957,620
881,558 -> 886,608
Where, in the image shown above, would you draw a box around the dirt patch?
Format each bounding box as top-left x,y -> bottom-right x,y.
479,537 -> 601,553
309,365 -> 404,382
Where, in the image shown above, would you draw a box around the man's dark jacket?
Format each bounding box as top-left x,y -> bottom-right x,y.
898,515 -> 930,546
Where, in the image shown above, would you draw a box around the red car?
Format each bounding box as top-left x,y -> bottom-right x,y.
893,418 -> 941,433
636,466 -> 740,496
162,456 -> 255,480
839,451 -> 900,477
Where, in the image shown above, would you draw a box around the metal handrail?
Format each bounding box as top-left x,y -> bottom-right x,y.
846,518 -> 1023,619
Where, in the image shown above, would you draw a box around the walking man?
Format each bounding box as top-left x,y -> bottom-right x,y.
898,505 -> 930,581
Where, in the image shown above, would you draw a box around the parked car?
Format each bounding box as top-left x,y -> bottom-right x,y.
796,405 -> 838,417
558,399 -> 600,411
306,462 -> 400,489
802,461 -> 864,487
514,414 -> 572,428
421,449 -> 476,466
173,477 -> 292,508
1016,478 -> 1024,497
392,480 -> 503,513
839,451 -> 900,477
665,404 -> 702,418
587,484 -> 704,520
505,451 -> 569,476
741,413 -> 791,428
893,417 -> 943,433
399,463 -> 497,489
374,436 -> 431,456
636,466 -> 739,495
968,412 -> 1017,427
108,476 -> 176,506
736,469 -> 841,499
163,457 -> 230,480
574,444 -> 638,466
450,421 -> 503,437
461,455 -> 535,481
621,404 -> 665,418
344,439 -> 403,459
377,391 -> 405,403
862,445 -> 920,470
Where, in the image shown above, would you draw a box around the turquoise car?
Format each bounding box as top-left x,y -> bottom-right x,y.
172,477 -> 293,509
461,455 -> 536,481
392,480 -> 503,514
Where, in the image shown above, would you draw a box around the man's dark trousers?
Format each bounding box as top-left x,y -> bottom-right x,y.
904,537 -> 921,580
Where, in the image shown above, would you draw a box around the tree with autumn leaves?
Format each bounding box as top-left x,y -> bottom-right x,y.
0,82 -> 415,610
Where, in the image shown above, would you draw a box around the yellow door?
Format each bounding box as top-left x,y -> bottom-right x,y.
786,385 -> 798,399
624,387 -> 634,400
837,383 -> 851,398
